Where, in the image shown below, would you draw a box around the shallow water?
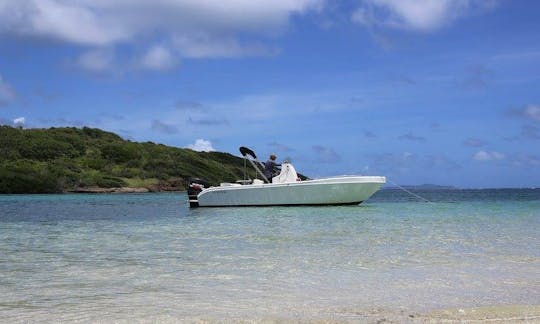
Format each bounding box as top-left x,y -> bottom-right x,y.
1,189 -> 539,322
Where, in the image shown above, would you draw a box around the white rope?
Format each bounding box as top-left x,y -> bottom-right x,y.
388,179 -> 433,203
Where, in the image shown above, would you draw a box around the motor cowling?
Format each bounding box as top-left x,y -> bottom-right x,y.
187,178 -> 210,208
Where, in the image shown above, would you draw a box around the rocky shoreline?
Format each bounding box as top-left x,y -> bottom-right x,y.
67,185 -> 185,193
66,178 -> 187,193
68,187 -> 149,193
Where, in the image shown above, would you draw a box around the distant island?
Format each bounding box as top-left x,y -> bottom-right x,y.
0,126 -> 250,194
384,184 -> 457,190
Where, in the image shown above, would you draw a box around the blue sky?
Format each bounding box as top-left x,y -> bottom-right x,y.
1,0 -> 539,188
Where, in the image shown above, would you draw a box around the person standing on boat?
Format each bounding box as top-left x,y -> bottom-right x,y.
264,154 -> 280,182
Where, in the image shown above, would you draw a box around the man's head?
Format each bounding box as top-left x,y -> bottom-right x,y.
270,154 -> 277,161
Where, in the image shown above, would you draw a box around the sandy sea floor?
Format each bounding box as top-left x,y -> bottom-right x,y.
1,191 -> 539,323
176,305 -> 540,323
93,305 -> 540,323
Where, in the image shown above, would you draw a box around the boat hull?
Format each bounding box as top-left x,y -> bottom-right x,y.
195,176 -> 386,207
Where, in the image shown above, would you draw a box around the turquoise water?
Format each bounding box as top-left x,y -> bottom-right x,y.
1,190 -> 539,322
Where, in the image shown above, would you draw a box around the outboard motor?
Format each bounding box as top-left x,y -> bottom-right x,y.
187,177 -> 210,208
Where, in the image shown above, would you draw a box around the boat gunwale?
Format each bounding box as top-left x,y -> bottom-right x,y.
199,176 -> 386,194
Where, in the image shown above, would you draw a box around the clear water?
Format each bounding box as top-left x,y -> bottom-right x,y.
1,189 -> 539,322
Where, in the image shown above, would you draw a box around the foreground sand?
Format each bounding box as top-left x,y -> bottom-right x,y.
116,305 -> 539,323
334,305 -> 540,323
421,305 -> 540,323
184,305 -> 540,323
6,305 -> 540,323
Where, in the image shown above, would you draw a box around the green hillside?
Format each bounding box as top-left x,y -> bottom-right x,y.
0,126 -> 252,194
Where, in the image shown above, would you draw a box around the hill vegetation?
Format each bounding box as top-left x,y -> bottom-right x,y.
0,126 -> 253,194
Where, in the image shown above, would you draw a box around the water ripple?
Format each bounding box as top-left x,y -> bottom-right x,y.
0,191 -> 539,322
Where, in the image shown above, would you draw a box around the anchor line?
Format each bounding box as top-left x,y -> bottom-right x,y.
388,179 -> 433,203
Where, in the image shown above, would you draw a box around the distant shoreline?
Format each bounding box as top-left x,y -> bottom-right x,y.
67,187 -> 149,194
383,186 -> 539,190
65,186 -> 185,194
1,186 -> 538,195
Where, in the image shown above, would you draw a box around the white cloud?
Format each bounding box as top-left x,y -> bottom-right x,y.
0,74 -> 16,106
523,105 -> 540,122
13,116 -> 25,126
473,150 -> 505,161
0,0 -> 128,45
509,104 -> 540,124
352,0 -> 497,31
173,34 -> 276,58
76,46 -> 179,73
140,45 -> 178,71
0,0 -> 321,59
402,152 -> 414,159
187,139 -> 215,152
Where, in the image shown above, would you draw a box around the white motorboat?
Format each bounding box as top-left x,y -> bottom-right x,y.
187,147 -> 385,207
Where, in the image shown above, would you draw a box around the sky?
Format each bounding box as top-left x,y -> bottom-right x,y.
0,0 -> 539,188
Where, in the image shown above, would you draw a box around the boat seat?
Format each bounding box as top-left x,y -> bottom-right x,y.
272,162 -> 299,184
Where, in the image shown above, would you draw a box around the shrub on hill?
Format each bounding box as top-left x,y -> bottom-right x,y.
0,126 -> 248,193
